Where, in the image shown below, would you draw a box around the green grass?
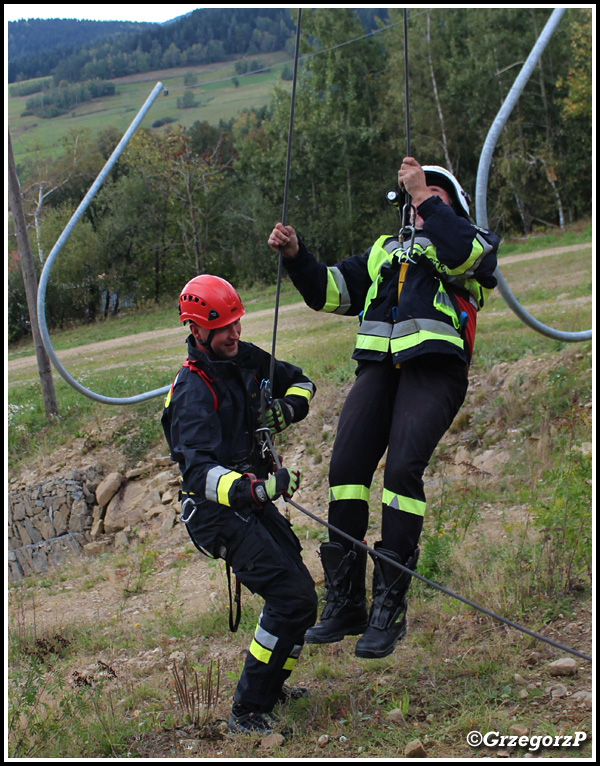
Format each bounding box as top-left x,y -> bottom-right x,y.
7,223 -> 593,758
497,223 -> 592,257
8,53 -> 292,171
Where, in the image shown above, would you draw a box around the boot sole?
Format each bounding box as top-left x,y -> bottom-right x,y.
305,623 -> 369,644
354,627 -> 407,658
354,643 -> 396,659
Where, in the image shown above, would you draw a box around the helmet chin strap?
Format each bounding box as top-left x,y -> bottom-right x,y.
189,321 -> 217,356
198,329 -> 216,355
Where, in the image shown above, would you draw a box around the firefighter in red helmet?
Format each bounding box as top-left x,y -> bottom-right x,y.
162,274 -> 317,735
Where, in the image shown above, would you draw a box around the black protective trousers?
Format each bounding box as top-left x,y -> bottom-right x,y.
328,355 -> 469,561
187,502 -> 317,713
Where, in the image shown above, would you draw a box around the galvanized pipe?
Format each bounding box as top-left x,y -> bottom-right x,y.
36,82 -> 172,404
475,8 -> 591,343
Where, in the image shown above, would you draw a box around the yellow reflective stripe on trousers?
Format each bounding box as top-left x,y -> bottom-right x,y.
382,489 -> 426,517
329,484 -> 371,503
249,638 -> 272,664
249,624 -> 301,670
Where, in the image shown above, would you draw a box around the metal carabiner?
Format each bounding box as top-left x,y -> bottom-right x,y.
400,198 -> 418,263
255,426 -> 273,459
179,496 -> 197,525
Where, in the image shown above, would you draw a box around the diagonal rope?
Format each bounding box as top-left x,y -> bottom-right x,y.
284,494 -> 592,663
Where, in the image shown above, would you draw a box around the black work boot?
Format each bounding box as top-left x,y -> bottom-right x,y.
228,704 -> 277,734
354,544 -> 419,659
304,542 -> 368,644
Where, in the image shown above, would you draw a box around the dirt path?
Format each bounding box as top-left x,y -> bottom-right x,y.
7,243 -> 591,374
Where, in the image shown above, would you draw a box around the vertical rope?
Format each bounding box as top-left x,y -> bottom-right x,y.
267,9 -> 303,393
400,9 -> 415,252
403,9 -> 411,159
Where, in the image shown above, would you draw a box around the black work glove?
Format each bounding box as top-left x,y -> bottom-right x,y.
264,399 -> 295,433
230,468 -> 301,510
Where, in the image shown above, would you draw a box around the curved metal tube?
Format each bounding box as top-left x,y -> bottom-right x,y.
36,82 -> 172,404
475,8 -> 591,343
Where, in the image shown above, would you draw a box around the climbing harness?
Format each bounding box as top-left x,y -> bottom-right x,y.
33,10 -> 591,662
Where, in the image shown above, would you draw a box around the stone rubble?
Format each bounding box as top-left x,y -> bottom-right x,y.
8,455 -> 181,582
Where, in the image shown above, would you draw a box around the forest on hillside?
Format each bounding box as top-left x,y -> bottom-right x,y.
8,8 -> 592,344
7,9 -> 388,83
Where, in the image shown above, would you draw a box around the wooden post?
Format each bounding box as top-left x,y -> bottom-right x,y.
7,129 -> 59,419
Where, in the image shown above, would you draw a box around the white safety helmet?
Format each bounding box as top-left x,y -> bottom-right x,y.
422,165 -> 471,218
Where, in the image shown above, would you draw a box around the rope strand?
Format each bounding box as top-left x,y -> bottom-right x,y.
268,9 -> 302,390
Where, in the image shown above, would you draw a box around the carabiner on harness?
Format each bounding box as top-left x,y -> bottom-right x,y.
179,493 -> 197,525
400,198 -> 418,263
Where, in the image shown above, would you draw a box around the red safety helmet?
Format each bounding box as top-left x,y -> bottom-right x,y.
179,275 -> 245,328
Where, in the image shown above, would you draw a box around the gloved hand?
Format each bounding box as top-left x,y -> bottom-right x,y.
242,468 -> 301,508
264,399 -> 295,433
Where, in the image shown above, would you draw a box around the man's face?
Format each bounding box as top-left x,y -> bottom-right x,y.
414,184 -> 452,228
192,319 -> 241,359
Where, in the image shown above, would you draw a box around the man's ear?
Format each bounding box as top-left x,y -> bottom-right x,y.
189,321 -> 203,344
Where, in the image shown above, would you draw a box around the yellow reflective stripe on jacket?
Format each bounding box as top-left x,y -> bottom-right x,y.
434,282 -> 460,329
329,484 -> 371,503
355,319 -> 393,353
205,466 -> 243,506
382,489 -> 426,517
445,232 -> 495,278
285,382 -> 314,402
368,235 -> 395,278
392,317 -> 462,341
323,267 -> 352,314
164,371 -> 180,408
390,320 -> 464,356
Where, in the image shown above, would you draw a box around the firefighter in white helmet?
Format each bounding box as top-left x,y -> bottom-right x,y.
268,157 -> 499,660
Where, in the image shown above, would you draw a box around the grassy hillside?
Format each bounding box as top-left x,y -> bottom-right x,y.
8,52 -> 292,170
7,229 -> 593,758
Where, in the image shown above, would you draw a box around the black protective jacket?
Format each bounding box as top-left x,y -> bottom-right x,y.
284,195 -> 500,366
162,335 -> 315,510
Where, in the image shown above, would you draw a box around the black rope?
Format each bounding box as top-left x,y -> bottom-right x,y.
403,9 -> 411,158
400,9 -> 416,252
285,495 -> 592,663
267,8 -> 302,395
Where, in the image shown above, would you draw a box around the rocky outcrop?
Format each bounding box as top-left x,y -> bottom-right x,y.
8,464 -> 103,582
8,457 -> 181,582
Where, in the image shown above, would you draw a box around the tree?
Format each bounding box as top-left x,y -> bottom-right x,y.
7,130 -> 59,418
234,8 -> 389,261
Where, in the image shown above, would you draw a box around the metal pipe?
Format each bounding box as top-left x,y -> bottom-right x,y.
36,82 -> 172,404
475,8 -> 591,343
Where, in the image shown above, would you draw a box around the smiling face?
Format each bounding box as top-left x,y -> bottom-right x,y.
190,319 -> 241,359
